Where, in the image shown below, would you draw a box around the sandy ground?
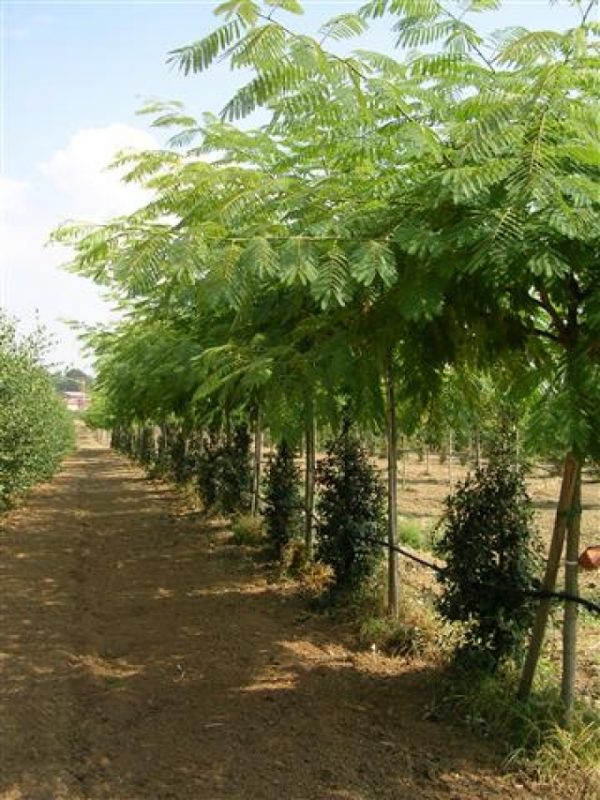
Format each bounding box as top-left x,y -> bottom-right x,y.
0,428 -> 569,800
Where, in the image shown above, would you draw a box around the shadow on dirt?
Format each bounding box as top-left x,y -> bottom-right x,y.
0,436 -> 519,800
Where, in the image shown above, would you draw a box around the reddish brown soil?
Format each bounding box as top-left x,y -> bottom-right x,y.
0,430 -> 571,799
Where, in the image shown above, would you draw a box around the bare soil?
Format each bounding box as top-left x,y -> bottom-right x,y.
0,430 -> 590,799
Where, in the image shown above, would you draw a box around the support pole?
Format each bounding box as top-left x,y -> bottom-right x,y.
518,452 -> 579,700
561,468 -> 582,727
304,417 -> 316,560
251,407 -> 262,516
385,352 -> 399,618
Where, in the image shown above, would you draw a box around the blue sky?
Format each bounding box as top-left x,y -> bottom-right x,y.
0,0 -> 589,368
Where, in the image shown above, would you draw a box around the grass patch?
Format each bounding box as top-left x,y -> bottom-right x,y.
231,513 -> 264,546
397,518 -> 423,549
298,559 -> 335,598
357,581 -> 461,661
429,660 -> 600,795
397,518 -> 438,552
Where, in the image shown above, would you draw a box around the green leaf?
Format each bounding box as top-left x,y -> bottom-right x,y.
279,239 -> 318,286
350,242 -> 396,287
319,13 -> 368,41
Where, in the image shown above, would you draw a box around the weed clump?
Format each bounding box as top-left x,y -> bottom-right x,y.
231,513 -> 264,546
430,662 -> 600,796
397,519 -> 422,550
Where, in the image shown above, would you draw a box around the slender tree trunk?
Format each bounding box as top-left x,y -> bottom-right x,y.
401,434 -> 407,490
425,446 -> 430,476
561,468 -> 582,727
251,406 -> 262,516
447,430 -> 453,486
385,353 -> 399,618
161,423 -> 168,464
517,452 -> 579,700
304,417 -> 316,560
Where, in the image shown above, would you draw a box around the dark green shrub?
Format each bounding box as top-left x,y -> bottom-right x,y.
153,425 -> 171,475
113,425 -> 133,456
435,445 -> 540,668
316,425 -> 386,597
138,425 -> 155,466
196,425 -> 251,514
196,432 -> 221,508
217,424 -> 252,514
170,428 -> 189,483
111,427 -> 121,451
263,439 -> 302,558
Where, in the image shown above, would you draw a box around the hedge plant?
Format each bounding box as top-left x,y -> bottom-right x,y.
263,439 -> 302,558
435,443 -> 541,668
316,424 -> 386,598
0,314 -> 74,509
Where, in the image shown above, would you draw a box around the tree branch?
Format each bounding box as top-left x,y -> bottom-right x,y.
534,287 -> 569,344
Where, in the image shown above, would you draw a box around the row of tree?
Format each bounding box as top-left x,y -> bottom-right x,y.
61,0 -> 598,724
0,313 -> 74,509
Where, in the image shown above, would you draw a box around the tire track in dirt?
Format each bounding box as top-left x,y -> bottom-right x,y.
1,428 -> 554,799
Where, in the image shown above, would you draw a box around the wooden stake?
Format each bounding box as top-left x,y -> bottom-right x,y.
517,452 -> 579,700
304,417 -> 316,561
386,352 -> 399,618
251,406 -> 262,517
561,468 -> 582,727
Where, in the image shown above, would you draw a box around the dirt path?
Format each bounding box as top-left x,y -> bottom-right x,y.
1,429 -> 546,800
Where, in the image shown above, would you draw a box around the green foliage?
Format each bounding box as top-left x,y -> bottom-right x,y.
435,443 -> 541,667
112,425 -> 134,457
231,512 -> 264,545
397,518 -> 422,549
0,314 -> 74,509
432,662 -> 600,794
196,425 -> 252,514
169,427 -> 189,483
196,432 -> 222,508
138,426 -> 156,467
83,389 -> 112,431
51,367 -> 92,393
149,426 -> 170,476
218,424 -> 253,513
52,4 -> 600,733
263,439 -> 302,558
316,424 -> 386,596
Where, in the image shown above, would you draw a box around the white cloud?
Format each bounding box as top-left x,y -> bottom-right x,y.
2,124 -> 159,368
39,124 -> 157,221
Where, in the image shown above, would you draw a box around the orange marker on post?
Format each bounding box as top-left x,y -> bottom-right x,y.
578,546 -> 600,571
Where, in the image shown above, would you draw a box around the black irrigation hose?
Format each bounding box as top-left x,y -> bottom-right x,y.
359,533 -> 600,617
259,497 -> 600,616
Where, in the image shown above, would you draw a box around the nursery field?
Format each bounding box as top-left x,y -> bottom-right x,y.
0,428 -> 576,800
375,452 -> 600,699
2,0 -> 599,796
372,452 -> 600,552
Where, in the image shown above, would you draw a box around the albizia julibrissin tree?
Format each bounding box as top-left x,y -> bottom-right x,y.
56,0 -> 598,720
